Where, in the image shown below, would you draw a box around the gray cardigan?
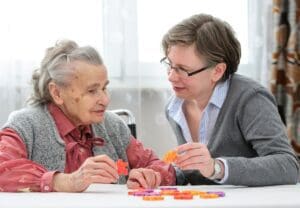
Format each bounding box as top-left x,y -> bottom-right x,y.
2,105 -> 131,184
166,74 -> 299,186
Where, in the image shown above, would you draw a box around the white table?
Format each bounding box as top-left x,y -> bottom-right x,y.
0,184 -> 300,208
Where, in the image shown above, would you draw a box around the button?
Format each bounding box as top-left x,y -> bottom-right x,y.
44,186 -> 50,191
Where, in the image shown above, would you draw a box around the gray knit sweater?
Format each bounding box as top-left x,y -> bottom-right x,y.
2,105 -> 131,184
166,74 -> 300,186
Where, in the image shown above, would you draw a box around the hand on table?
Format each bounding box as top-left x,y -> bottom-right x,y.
127,168 -> 161,189
53,154 -> 119,192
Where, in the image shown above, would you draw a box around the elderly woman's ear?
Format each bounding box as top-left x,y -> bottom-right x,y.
48,81 -> 64,105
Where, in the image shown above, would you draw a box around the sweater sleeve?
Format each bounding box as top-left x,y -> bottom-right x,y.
0,128 -> 56,192
126,137 -> 176,186
224,90 -> 299,186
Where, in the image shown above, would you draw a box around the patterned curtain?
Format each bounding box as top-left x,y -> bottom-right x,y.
271,0 -> 300,153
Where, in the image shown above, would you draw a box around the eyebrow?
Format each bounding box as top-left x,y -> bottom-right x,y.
87,80 -> 110,89
167,58 -> 194,70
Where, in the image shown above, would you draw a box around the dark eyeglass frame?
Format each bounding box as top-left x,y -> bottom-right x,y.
160,57 -> 211,77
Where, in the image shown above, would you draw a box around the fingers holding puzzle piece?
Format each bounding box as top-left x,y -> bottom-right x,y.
163,150 -> 178,163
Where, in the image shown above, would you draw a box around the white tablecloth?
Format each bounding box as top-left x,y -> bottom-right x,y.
1,184 -> 300,208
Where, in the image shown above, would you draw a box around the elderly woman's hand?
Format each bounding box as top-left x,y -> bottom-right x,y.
174,142 -> 215,178
127,168 -> 161,189
53,155 -> 119,192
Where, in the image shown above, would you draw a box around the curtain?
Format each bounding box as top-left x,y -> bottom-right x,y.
271,0 -> 300,153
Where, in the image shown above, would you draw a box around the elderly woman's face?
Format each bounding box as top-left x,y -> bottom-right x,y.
59,61 -> 110,126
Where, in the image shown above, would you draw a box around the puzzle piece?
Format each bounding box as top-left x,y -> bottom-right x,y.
207,191 -> 225,197
174,193 -> 193,200
181,190 -> 204,195
142,196 -> 164,201
163,150 -> 178,163
160,190 -> 180,196
116,159 -> 128,175
199,193 -> 219,199
128,189 -> 153,195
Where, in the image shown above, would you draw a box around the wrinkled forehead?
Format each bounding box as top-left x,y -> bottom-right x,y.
64,61 -> 107,87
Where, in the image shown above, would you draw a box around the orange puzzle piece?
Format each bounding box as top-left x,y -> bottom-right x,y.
163,150 -> 178,163
142,196 -> 164,201
199,193 -> 219,199
116,159 -> 128,175
174,193 -> 193,200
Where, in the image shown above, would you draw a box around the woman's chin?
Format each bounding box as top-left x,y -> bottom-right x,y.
174,92 -> 188,99
94,116 -> 105,123
86,115 -> 105,125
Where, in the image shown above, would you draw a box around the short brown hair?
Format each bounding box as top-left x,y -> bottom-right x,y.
162,14 -> 241,81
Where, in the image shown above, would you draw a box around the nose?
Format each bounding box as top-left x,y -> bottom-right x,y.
168,68 -> 180,82
97,91 -> 110,106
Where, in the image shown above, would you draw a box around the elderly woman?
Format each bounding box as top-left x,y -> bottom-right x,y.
0,40 -> 175,192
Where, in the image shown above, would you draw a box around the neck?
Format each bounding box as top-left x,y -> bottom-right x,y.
57,104 -> 83,127
194,84 -> 216,110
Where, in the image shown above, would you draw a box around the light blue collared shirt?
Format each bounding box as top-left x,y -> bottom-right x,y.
167,79 -> 230,183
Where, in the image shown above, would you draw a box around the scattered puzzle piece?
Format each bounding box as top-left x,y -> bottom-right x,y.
160,190 -> 180,196
207,191 -> 225,197
163,150 -> 178,163
199,193 -> 219,199
142,196 -> 164,201
174,193 -> 193,200
181,190 -> 204,195
129,189 -> 161,197
128,189 -> 154,195
116,159 -> 128,175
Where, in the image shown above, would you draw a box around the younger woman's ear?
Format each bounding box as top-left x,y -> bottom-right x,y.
48,82 -> 64,105
212,63 -> 227,82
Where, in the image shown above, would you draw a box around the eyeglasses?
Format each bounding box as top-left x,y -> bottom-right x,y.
160,57 -> 211,77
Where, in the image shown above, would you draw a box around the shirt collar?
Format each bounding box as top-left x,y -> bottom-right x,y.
167,96 -> 184,116
209,79 -> 230,109
47,103 -> 92,138
167,78 -> 230,120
